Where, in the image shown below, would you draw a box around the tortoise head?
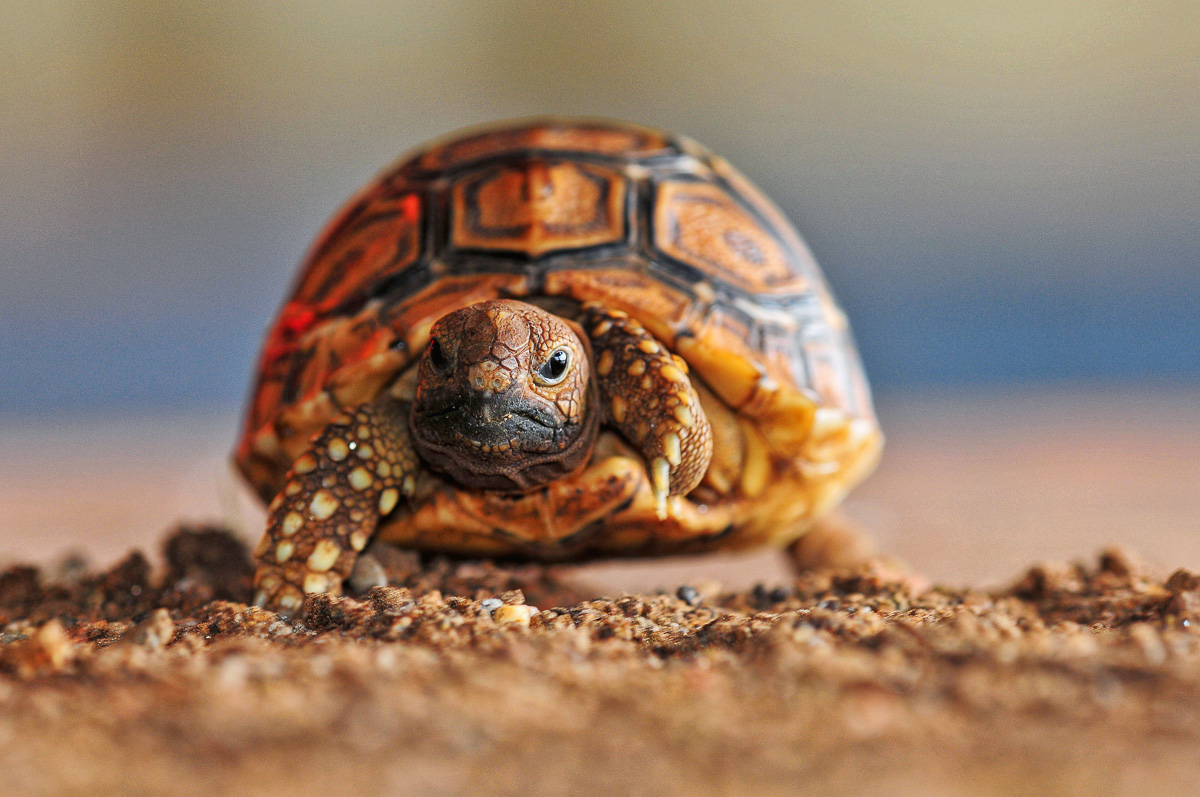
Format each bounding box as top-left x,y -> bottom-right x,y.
409,299 -> 599,492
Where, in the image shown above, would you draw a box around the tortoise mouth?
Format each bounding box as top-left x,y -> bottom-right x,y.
422,403 -> 559,434
415,394 -> 564,451
409,387 -> 598,493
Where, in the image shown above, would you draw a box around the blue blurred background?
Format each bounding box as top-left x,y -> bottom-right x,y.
3,1 -> 1198,418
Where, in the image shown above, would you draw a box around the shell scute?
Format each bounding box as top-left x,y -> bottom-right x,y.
295,191 -> 422,316
543,267 -> 694,345
653,180 -> 807,295
450,160 -> 627,256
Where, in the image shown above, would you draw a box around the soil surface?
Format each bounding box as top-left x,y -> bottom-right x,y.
2,527 -> 1199,796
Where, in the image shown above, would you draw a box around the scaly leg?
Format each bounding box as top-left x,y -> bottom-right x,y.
252,395 -> 420,616
582,306 -> 713,519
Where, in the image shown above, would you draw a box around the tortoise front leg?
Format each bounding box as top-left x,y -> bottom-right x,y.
252,395 -> 420,617
582,306 -> 713,519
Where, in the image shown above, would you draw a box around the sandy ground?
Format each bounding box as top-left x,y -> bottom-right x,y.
1,390 -> 1198,795
1,530 -> 1199,795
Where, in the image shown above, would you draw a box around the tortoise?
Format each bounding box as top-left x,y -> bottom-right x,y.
236,118 -> 883,615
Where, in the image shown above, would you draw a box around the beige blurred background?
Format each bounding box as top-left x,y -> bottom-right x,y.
1,2 -> 1197,586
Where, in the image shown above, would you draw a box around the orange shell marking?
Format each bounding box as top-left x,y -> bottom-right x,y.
654,181 -> 806,294
451,161 -> 626,257
293,192 -> 422,315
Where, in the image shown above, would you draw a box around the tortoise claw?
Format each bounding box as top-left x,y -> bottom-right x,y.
651,456 -> 671,520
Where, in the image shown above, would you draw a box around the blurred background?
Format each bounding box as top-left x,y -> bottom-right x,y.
1,1 -> 1197,585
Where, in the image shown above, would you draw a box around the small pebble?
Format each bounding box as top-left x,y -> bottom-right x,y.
122,608 -> 175,650
493,604 -> 538,626
753,584 -> 790,606
349,553 -> 388,594
5,620 -> 74,677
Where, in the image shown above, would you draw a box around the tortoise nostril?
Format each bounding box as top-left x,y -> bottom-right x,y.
429,338 -> 451,373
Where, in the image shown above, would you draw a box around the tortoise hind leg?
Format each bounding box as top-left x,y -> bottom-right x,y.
252,395 -> 420,617
582,306 -> 713,519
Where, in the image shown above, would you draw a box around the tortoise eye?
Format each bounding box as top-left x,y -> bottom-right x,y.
428,338 -> 451,373
536,349 -> 571,385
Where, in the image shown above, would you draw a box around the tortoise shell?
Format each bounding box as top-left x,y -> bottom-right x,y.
236,118 -> 881,555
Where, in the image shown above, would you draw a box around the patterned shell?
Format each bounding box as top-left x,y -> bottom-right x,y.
236,118 -> 879,504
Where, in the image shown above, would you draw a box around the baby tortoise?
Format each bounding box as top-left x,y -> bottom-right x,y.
235,118 -> 883,616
